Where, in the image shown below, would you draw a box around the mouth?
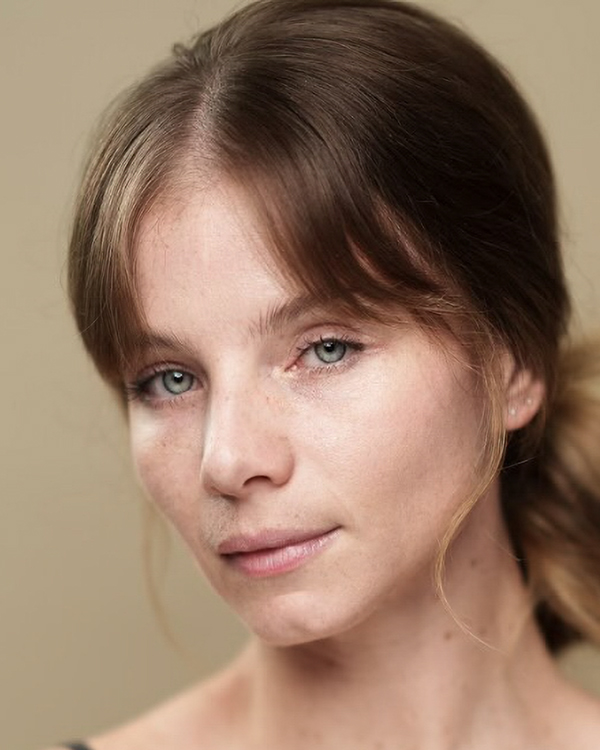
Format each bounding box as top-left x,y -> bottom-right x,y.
218,527 -> 340,578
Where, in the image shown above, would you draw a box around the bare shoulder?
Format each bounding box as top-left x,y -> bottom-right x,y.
77,659 -> 251,750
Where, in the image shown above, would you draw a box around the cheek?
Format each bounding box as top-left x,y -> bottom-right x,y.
129,413 -> 203,539
299,357 -> 482,529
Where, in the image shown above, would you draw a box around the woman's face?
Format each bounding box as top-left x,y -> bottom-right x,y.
128,181 -> 492,646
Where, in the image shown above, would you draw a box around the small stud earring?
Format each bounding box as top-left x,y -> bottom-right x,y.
525,397 -> 533,406
508,406 -> 517,417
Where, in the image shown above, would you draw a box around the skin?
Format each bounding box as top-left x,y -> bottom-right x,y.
54,180 -> 600,750
127,182 -> 495,648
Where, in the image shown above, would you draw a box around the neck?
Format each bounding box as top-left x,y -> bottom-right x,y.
231,495 -> 564,750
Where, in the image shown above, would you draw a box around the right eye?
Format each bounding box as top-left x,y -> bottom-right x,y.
160,370 -> 195,395
126,367 -> 197,403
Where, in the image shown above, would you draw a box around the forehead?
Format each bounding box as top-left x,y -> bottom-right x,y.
137,180 -> 273,278
134,181 -> 295,328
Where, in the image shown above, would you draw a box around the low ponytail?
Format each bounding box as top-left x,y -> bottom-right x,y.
503,339 -> 600,652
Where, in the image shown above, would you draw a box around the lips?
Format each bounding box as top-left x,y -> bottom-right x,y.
218,527 -> 340,578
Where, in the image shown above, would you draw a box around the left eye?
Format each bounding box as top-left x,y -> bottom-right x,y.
311,338 -> 348,364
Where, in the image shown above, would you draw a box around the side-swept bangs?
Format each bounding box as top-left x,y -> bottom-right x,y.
71,0 -> 565,397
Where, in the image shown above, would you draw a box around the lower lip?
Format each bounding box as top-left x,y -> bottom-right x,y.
223,529 -> 339,578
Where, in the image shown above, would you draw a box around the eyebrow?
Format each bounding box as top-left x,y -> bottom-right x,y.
128,330 -> 196,360
248,292 -> 327,339
128,292 -> 337,359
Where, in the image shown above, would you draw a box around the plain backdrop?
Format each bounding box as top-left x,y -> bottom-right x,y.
1,1 -> 598,748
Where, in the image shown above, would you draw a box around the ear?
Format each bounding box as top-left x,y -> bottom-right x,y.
502,354 -> 545,432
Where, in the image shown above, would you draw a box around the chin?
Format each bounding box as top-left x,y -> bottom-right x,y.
235,589 -> 371,647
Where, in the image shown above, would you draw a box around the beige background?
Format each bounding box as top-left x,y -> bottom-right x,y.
1,1 -> 598,749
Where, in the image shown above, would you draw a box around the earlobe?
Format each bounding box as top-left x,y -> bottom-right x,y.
503,356 -> 545,431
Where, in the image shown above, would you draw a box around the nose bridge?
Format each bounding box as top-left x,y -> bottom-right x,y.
200,375 -> 293,498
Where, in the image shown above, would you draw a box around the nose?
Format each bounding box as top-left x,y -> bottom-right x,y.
200,383 -> 294,500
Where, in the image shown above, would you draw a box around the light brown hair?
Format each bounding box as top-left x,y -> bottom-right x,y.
69,0 -> 600,652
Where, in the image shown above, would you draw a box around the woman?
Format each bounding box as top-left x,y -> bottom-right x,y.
53,0 -> 600,747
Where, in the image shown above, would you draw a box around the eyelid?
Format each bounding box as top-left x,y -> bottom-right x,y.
296,331 -> 358,352
292,331 -> 366,371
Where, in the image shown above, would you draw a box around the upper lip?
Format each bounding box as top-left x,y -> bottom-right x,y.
217,527 -> 338,555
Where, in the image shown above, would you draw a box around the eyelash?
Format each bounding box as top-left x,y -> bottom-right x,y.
123,364 -> 197,405
124,334 -> 365,405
